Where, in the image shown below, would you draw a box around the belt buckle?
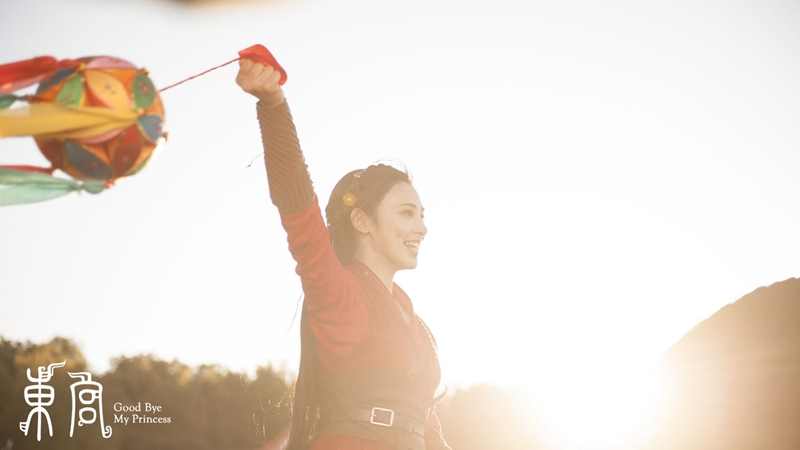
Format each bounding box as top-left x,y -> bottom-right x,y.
370,407 -> 395,427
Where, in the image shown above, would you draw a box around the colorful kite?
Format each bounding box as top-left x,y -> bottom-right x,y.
0,44 -> 286,206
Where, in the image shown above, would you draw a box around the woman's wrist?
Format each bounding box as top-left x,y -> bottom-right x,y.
256,90 -> 286,109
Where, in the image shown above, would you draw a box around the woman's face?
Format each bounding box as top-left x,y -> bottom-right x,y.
367,181 -> 428,272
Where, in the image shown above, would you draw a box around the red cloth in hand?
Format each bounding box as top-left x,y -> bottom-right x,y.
238,44 -> 288,85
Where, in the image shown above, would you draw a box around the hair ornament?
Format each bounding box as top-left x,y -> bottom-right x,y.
342,192 -> 357,207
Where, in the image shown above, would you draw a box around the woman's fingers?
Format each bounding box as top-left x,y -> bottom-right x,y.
236,59 -> 285,106
236,58 -> 257,81
238,62 -> 278,89
262,66 -> 281,87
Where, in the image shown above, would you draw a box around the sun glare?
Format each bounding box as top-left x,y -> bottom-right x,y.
531,366 -> 663,449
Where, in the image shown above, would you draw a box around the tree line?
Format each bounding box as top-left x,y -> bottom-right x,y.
0,337 -> 547,450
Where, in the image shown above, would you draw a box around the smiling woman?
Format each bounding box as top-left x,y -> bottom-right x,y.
235,58 -> 451,450
328,173 -> 428,291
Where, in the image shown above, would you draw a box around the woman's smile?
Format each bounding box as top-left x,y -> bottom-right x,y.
404,240 -> 421,255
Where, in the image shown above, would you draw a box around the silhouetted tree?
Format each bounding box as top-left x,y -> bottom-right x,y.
0,338 -> 291,450
0,337 -> 106,450
650,277 -> 800,450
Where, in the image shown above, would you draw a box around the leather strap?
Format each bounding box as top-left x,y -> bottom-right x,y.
324,405 -> 426,437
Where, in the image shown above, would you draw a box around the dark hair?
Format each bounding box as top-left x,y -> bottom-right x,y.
286,163 -> 411,450
324,163 -> 412,266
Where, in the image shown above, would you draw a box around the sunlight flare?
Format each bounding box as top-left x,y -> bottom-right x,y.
533,367 -> 663,449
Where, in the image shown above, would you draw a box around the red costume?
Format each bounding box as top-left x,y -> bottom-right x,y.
257,101 -> 450,450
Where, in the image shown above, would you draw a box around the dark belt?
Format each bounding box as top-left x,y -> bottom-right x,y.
324,405 -> 427,437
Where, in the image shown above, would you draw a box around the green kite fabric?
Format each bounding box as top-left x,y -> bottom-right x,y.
0,168 -> 104,206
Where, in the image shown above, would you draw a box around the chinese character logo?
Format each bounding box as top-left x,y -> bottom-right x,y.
69,372 -> 112,438
19,360 -> 65,441
19,361 -> 113,440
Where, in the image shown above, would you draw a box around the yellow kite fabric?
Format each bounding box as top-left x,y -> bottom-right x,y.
0,103 -> 138,139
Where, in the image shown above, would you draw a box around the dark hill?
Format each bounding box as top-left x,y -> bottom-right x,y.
651,277 -> 800,450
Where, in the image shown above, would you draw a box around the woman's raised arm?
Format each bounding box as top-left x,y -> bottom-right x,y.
235,59 -> 368,355
236,59 -> 314,213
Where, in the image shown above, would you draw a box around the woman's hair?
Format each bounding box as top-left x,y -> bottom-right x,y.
324,163 -> 412,265
286,162 -> 411,450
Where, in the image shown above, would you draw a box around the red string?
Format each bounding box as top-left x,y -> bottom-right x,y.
158,57 -> 241,93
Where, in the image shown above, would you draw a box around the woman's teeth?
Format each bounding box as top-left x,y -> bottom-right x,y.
405,241 -> 420,251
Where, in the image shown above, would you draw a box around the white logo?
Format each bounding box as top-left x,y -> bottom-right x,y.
20,361 -> 65,441
69,372 -> 112,438
19,361 -> 112,440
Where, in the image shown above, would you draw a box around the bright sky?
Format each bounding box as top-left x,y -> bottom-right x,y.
2,0 -> 799,448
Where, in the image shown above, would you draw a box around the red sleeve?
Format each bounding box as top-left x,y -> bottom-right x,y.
278,200 -> 369,356
257,100 -> 369,358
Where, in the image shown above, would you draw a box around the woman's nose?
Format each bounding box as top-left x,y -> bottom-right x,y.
417,218 -> 428,237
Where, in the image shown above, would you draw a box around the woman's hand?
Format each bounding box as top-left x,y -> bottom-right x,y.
236,58 -> 286,108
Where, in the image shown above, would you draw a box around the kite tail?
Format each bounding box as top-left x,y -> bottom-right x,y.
0,167 -> 104,206
0,56 -> 79,96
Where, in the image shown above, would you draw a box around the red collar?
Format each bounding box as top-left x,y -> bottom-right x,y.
351,259 -> 415,321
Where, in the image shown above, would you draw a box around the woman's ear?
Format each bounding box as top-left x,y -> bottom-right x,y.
350,208 -> 372,234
